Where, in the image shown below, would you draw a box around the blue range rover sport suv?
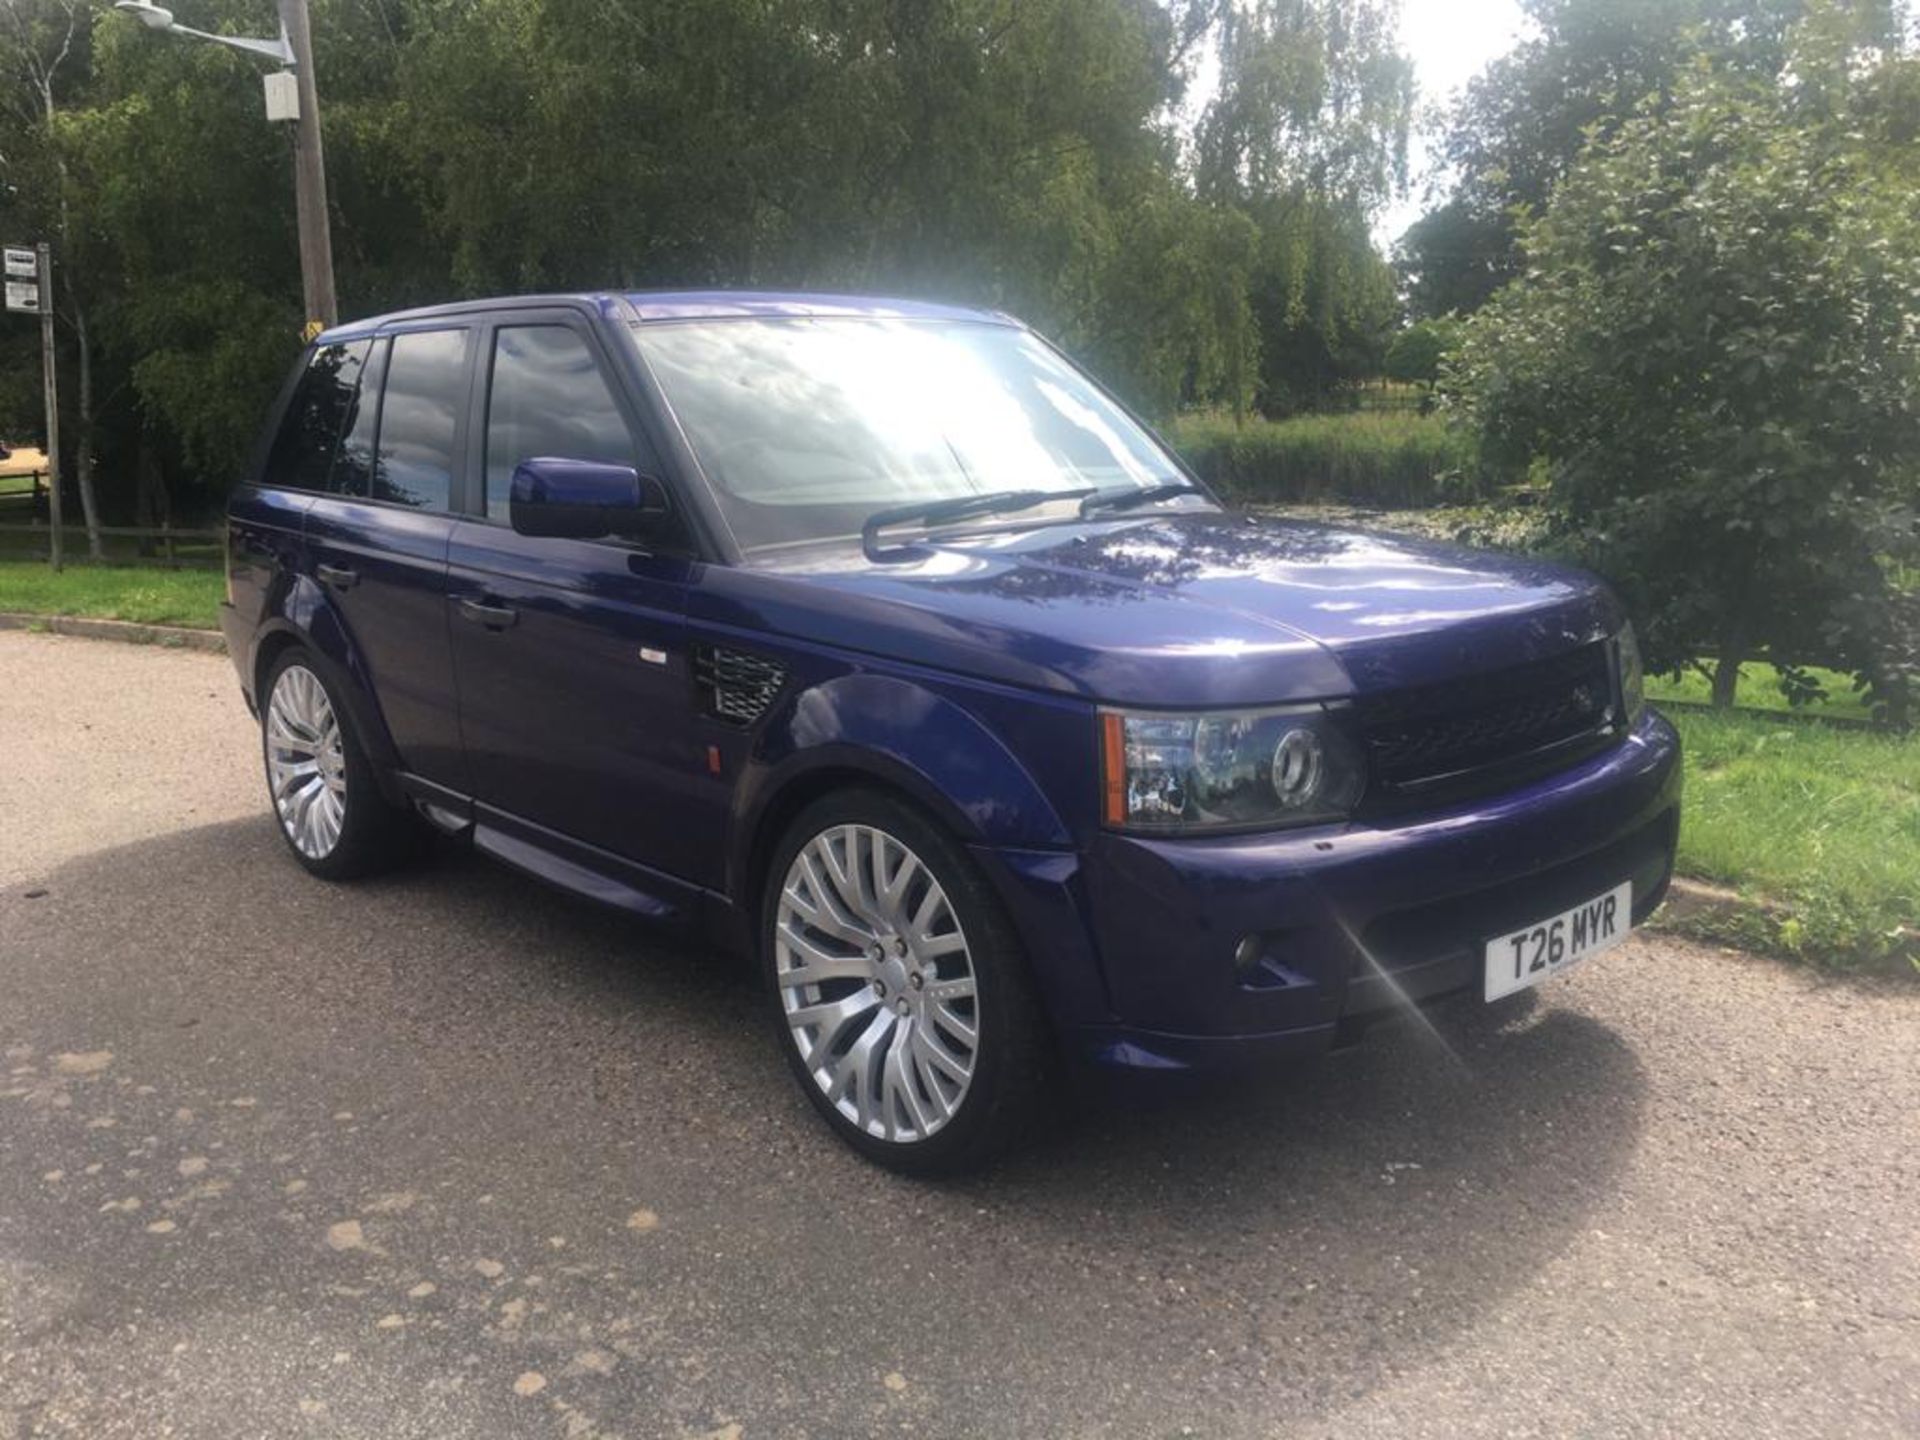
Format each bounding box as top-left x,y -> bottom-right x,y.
223,291 -> 1682,1173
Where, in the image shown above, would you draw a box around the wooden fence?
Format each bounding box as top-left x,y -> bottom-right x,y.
0,520 -> 224,568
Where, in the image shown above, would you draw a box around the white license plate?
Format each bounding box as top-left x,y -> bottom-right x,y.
1484,881 -> 1632,1002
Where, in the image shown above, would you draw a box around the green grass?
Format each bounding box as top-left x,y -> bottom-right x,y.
1646,663 -> 1876,721
1663,706 -> 1919,970
1165,411 -> 1489,509
0,561 -> 224,629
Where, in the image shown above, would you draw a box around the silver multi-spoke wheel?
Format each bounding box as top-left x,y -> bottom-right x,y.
265,663 -> 347,860
775,824 -> 980,1144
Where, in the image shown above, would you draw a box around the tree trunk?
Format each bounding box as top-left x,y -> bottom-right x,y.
72,304 -> 102,561
25,17 -> 104,563
1709,655 -> 1742,709
1885,684 -> 1913,732
1710,545 -> 1761,710
1711,614 -> 1749,710
134,440 -> 170,559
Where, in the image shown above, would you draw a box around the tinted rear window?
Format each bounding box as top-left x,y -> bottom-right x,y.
373,329 -> 470,510
326,337 -> 389,499
262,341 -> 369,492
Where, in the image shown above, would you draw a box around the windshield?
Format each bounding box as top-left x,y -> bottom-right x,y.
629,317 -> 1203,554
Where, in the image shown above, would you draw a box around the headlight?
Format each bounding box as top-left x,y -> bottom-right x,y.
1616,622 -> 1645,725
1099,705 -> 1366,833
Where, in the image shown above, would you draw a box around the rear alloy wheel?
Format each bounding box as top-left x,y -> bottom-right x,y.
265,662 -> 347,861
261,650 -> 415,880
764,792 -> 1047,1173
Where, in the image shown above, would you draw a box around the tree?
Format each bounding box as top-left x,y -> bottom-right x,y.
1194,0 -> 1414,411
1394,196 -> 1518,318
1,0 -> 108,557
1383,315 -> 1460,394
0,0 -> 1419,525
1398,0 -> 1905,318
1452,3 -> 1920,720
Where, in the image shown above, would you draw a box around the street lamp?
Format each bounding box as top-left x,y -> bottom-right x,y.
113,0 -> 337,333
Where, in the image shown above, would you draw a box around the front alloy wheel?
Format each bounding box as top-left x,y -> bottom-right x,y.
764,792 -> 1048,1174
776,823 -> 981,1143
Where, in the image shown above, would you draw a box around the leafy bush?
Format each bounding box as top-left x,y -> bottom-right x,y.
1450,6 -> 1920,720
1165,412 -> 1489,509
1384,318 -> 1464,389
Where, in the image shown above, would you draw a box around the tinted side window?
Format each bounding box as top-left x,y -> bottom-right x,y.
372,329 -> 470,511
484,326 -> 636,515
326,337 -> 389,499
263,341 -> 368,492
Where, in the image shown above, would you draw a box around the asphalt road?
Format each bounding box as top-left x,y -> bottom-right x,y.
1,630 -> 1915,1439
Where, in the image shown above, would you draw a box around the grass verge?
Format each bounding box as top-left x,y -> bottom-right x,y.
1167,411 -> 1489,509
0,561 -> 224,630
1661,706 -> 1917,971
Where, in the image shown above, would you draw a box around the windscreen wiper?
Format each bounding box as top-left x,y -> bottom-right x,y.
1077,480 -> 1204,518
862,487 -> 1094,560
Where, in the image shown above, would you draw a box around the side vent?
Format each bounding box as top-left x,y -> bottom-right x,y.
693,644 -> 788,726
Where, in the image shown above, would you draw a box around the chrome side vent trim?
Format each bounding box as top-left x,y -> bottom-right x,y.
693,645 -> 787,726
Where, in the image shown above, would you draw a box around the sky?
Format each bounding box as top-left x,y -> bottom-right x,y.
1378,0 -> 1533,244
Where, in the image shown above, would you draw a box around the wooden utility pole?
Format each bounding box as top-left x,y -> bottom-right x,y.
278,0 -> 336,333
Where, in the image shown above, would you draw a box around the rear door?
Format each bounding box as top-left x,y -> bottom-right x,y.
445,312 -> 721,899
229,341 -> 361,663
303,324 -> 474,791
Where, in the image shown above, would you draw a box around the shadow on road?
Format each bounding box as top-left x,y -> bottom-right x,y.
0,815 -> 1652,1434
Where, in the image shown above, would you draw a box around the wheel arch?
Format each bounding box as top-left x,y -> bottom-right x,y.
728,672 -> 1076,936
738,758 -> 962,935
253,598 -> 407,806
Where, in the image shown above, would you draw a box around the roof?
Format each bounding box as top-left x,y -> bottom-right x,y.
317,290 -> 1014,345
624,290 -> 1010,324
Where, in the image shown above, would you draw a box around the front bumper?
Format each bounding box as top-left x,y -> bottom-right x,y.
1000,709 -> 1682,1072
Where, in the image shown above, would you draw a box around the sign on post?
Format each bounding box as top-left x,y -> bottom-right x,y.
6,242 -> 61,568
4,246 -> 38,313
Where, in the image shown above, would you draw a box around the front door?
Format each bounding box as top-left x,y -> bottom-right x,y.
445,317 -> 722,898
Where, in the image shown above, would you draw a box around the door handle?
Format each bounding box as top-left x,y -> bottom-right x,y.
457,596 -> 519,630
316,562 -> 359,590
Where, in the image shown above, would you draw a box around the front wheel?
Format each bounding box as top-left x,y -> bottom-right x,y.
762,791 -> 1051,1175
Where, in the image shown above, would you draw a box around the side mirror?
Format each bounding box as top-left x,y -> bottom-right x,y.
508,457 -> 669,540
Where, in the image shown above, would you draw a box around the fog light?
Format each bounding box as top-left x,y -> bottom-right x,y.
1233,934 -> 1264,975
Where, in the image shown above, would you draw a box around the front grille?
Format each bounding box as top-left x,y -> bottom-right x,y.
693,645 -> 787,726
1353,641 -> 1618,802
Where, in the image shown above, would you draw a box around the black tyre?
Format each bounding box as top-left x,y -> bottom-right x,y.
260,649 -> 416,881
761,789 -> 1051,1175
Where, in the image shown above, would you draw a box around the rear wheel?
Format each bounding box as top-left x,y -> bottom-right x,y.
261,650 -> 414,880
762,790 -> 1049,1174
